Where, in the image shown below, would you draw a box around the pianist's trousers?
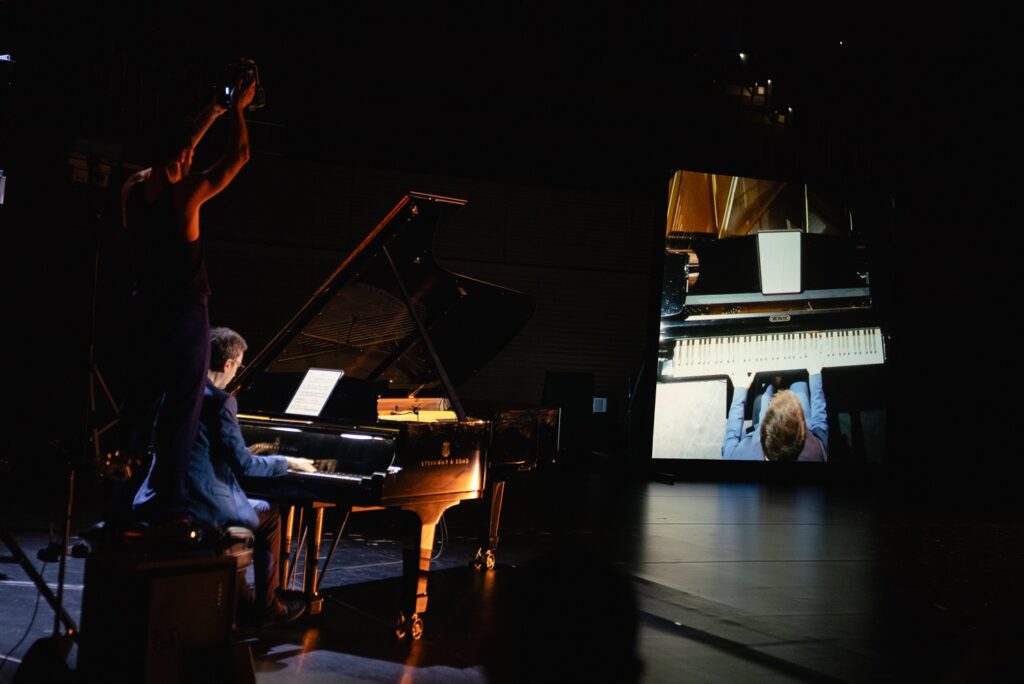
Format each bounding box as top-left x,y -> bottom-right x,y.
249,499 -> 282,610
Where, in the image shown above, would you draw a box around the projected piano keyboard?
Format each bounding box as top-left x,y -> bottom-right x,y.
664,327 -> 885,379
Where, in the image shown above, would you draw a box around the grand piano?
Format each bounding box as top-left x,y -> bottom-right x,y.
231,192 -> 558,639
653,171 -> 889,461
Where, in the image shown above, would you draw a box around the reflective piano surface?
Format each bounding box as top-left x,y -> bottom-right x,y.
231,192 -> 557,637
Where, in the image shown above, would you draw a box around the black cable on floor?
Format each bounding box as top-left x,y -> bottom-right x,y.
0,562 -> 47,676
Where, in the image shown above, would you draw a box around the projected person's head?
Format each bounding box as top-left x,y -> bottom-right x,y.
760,389 -> 806,461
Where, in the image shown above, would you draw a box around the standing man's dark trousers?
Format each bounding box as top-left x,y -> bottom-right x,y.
118,296 -> 210,521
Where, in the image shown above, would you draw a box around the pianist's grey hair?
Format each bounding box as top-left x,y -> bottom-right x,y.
210,327 -> 248,372
760,390 -> 806,461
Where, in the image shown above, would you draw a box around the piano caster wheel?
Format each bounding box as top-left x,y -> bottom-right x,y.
470,548 -> 496,572
395,612 -> 424,640
308,596 -> 324,616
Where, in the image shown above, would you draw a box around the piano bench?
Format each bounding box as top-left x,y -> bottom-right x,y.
84,519 -> 254,563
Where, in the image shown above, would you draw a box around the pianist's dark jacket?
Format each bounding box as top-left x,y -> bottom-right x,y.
133,380 -> 288,529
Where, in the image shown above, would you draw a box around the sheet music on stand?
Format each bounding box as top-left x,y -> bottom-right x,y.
284,368 -> 344,417
756,229 -> 802,295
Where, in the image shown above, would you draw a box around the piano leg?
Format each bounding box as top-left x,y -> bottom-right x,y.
471,479 -> 505,571
396,501 -> 460,640
302,503 -> 330,615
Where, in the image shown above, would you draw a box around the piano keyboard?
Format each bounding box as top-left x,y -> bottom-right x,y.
664,327 -> 884,380
294,470 -> 367,484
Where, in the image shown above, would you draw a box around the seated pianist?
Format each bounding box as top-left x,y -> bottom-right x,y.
721,350 -> 828,462
133,326 -> 317,627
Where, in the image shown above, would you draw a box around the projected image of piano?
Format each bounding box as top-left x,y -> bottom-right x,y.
652,170 -> 889,462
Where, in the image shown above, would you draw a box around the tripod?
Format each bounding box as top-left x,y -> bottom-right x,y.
0,469 -> 78,683
0,525 -> 79,636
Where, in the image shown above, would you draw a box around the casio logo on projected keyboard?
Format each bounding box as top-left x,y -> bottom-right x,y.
769,315 -> 791,323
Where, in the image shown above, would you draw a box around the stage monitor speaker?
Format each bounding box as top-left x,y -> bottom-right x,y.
77,551 -> 237,684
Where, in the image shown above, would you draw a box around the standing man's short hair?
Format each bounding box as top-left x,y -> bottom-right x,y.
210,327 -> 247,372
760,390 -> 806,461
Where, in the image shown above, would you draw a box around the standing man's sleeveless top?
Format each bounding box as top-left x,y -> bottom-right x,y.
126,183 -> 210,305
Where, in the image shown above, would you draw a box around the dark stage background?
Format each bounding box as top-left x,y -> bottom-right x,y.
0,1 -> 1008,482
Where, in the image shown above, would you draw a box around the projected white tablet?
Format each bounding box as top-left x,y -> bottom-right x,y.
284,368 -> 344,416
757,230 -> 802,295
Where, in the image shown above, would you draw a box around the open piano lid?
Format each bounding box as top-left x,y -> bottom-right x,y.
230,192 -> 534,422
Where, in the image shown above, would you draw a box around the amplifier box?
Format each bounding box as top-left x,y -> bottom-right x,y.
77,551 -> 237,684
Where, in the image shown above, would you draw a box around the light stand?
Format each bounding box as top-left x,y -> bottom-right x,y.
0,466 -> 77,683
0,527 -> 79,636
1,141 -> 125,683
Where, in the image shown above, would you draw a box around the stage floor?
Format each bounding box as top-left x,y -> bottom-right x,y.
2,463 -> 1022,683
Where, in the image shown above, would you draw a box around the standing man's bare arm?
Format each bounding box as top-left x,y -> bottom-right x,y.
176,78 -> 256,241
190,101 -> 228,151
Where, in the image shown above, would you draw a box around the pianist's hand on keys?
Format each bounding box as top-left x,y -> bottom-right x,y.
285,457 -> 317,473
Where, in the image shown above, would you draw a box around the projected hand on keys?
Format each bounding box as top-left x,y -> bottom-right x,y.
807,335 -> 825,376
725,334 -> 830,390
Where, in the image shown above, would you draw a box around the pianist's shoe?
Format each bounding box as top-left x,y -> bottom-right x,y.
260,596 -> 306,627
